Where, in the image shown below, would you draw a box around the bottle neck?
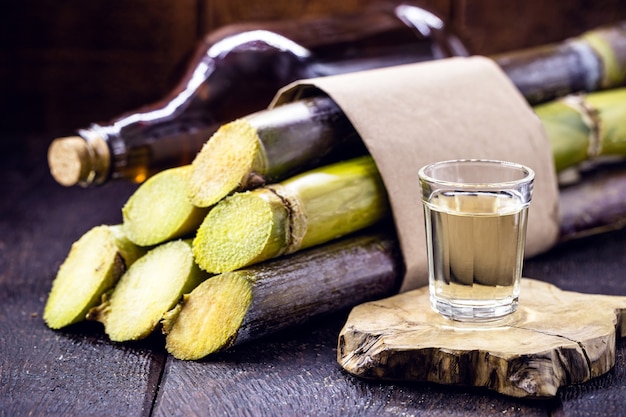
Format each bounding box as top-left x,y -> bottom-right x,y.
47,131 -> 110,187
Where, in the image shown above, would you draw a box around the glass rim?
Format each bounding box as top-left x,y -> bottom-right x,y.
418,159 -> 535,188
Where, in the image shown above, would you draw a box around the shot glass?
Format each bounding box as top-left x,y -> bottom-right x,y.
418,159 -> 534,322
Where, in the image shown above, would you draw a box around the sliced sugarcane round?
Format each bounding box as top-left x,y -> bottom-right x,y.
163,272 -> 253,360
188,119 -> 266,208
193,189 -> 290,274
43,224 -> 145,329
122,165 -> 209,246
87,239 -> 207,342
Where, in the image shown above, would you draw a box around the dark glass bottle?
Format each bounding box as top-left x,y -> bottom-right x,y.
47,3 -> 468,187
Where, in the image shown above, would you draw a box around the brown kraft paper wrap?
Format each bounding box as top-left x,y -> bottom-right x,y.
271,56 -> 561,292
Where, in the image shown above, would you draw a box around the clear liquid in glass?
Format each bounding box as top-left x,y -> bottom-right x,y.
424,190 -> 529,321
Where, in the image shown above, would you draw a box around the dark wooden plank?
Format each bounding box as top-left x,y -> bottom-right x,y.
0,301 -> 165,416
555,339 -> 626,417
524,227 -> 626,303
200,0 -> 451,31
452,0 -> 626,55
0,136 -> 166,416
0,0 -> 198,134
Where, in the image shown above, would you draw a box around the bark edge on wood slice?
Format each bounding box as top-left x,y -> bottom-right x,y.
338,278 -> 626,398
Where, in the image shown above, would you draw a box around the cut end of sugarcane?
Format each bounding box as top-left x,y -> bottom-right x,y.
88,240 -> 207,342
122,165 -> 208,246
43,225 -> 131,329
193,190 -> 289,273
188,119 -> 267,208
85,291 -> 112,323
108,224 -> 146,265
164,272 -> 253,360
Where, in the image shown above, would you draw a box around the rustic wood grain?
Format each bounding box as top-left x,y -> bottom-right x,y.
338,279 -> 626,398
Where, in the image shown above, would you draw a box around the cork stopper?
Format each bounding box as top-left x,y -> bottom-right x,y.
47,135 -> 110,187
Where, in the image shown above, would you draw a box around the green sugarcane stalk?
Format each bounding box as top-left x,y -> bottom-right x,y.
493,21 -> 626,104
192,155 -> 389,274
535,88 -> 626,173
164,229 -> 402,360
192,88 -> 626,274
188,95 -> 362,208
559,162 -> 626,240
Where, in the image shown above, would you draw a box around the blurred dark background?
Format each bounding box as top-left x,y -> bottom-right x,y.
1,0 -> 625,139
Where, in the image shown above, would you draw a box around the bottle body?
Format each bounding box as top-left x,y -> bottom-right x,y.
47,3 -> 468,187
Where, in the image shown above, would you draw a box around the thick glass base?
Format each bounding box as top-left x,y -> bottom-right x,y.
430,295 -> 518,322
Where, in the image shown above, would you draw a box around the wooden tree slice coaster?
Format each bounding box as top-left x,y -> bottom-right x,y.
338,278 -> 626,398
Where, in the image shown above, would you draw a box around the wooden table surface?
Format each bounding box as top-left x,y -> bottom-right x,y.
2,134 -> 626,417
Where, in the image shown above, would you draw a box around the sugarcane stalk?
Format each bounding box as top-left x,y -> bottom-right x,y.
493,21 -> 626,104
122,165 -> 210,246
535,88 -> 626,173
163,229 -> 402,360
188,95 -> 363,208
559,162 -> 626,240
192,155 -> 389,274
86,239 -> 209,342
43,224 -> 146,329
